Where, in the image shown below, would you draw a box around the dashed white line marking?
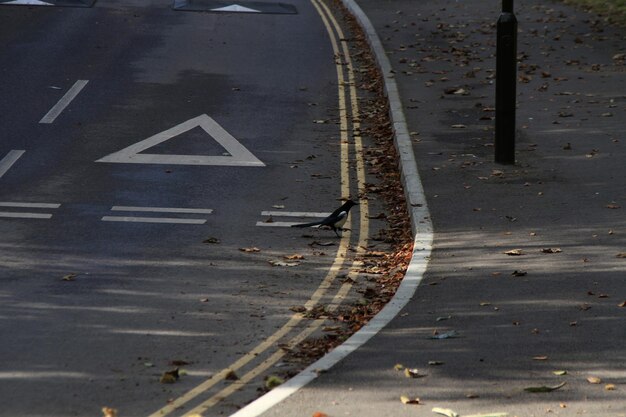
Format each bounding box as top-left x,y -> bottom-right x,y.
101,216 -> 207,224
111,206 -> 213,215
39,80 -> 89,124
256,210 -> 330,227
0,202 -> 61,209
0,201 -> 60,219
0,212 -> 53,219
260,211 -> 330,218
0,150 -> 25,179
255,221 -> 299,227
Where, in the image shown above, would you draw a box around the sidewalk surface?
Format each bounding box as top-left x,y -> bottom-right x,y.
262,1 -> 625,416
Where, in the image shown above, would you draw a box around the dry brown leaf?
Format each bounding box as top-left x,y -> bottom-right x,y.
160,368 -> 179,384
504,249 -> 524,256
400,395 -> 422,405
239,247 -> 260,253
268,259 -> 299,267
605,384 -> 616,391
284,254 -> 305,260
403,368 -> 423,378
587,376 -> 602,384
541,248 -> 562,254
102,407 -> 118,417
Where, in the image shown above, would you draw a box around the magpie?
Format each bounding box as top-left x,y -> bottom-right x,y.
291,200 -> 358,237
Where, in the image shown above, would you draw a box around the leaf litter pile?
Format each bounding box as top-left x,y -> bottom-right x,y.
280,2 -> 413,370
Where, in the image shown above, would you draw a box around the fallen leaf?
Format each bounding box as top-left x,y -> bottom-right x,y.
265,375 -> 284,390
533,356 -> 549,361
432,407 -> 459,417
268,260 -> 300,267
239,247 -> 260,253
616,253 -> 626,258
553,370 -> 568,376
606,203 -> 620,209
451,124 -> 467,129
524,381 -> 566,393
541,248 -> 562,253
102,407 -> 118,417
284,253 -> 305,260
400,395 -> 422,405
160,368 -> 179,384
290,305 -> 307,313
587,376 -> 602,384
504,249 -> 524,256
312,412 -> 329,417
404,368 -> 424,378
169,360 -> 190,366
224,369 -> 239,380
605,384 -> 616,391
428,360 -> 445,366
429,330 -> 459,339
619,301 -> 626,307
61,273 -> 77,281
272,205 -> 285,209
512,270 -> 527,277
394,363 -> 405,371
203,237 -> 220,244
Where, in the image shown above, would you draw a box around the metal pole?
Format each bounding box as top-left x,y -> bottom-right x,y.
495,0 -> 517,164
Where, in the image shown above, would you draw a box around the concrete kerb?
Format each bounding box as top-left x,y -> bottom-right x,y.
227,2 -> 433,416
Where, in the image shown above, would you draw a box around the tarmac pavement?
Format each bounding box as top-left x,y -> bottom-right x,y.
249,0 -> 626,416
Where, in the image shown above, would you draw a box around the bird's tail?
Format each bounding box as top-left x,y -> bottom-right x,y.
291,220 -> 323,228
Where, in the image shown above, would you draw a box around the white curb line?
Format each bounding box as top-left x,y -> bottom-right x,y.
229,1 -> 433,416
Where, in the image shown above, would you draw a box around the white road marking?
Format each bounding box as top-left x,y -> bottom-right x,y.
255,221 -> 299,227
39,80 -> 89,124
96,114 -> 265,167
0,202 -> 61,209
0,212 -> 53,219
101,216 -> 207,224
211,4 -> 261,12
256,211 -> 330,227
3,0 -> 53,5
0,150 -> 25,179
260,211 -> 330,218
111,206 -> 214,214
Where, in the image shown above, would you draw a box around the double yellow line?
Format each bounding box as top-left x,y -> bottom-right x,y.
148,1 -> 368,415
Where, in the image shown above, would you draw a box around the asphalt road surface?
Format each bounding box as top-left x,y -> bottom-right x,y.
0,0 -> 379,415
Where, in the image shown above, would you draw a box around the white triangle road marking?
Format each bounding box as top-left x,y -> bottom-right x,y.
210,4 -> 261,12
3,0 -> 54,5
96,114 -> 265,167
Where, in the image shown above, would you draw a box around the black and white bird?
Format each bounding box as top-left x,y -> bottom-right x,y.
291,200 -> 358,237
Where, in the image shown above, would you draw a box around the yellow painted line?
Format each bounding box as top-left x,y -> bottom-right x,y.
147,7 -> 354,417
315,0 -> 370,256
180,318 -> 325,417
147,246 -> 348,417
147,1 -> 370,415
